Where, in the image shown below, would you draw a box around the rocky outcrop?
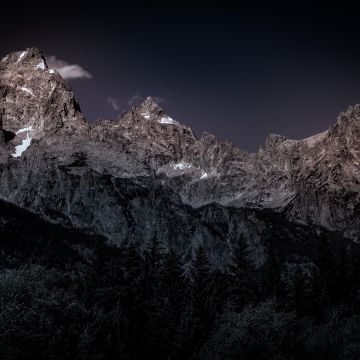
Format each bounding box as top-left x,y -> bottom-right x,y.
0,48 -> 359,265
0,48 -> 86,157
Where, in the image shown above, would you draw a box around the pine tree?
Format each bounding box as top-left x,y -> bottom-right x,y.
285,265 -> 308,316
116,242 -> 146,359
158,250 -> 188,359
191,245 -> 211,310
330,245 -> 353,305
307,236 -> 333,318
227,235 -> 257,310
161,250 -> 187,316
187,245 -> 212,356
261,241 -> 284,301
142,234 -> 166,358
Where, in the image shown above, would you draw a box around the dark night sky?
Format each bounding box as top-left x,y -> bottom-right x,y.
1,2 -> 360,152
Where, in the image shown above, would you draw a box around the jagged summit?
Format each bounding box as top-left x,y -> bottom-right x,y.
1,47 -> 360,244
257,104 -> 360,155
1,47 -> 47,70
130,96 -> 180,125
330,104 -> 360,137
134,96 -> 164,119
0,48 -> 85,157
339,103 -> 360,119
138,96 -> 165,108
263,133 -> 289,150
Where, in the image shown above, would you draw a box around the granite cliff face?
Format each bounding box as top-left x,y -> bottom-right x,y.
0,48 -> 359,265
0,48 -> 85,135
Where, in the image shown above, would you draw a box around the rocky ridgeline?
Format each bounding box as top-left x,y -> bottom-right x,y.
0,47 -> 360,265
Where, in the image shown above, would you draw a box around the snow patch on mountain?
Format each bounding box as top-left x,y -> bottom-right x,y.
173,162 -> 193,170
200,171 -> 208,179
36,60 -> 46,70
17,51 -> 27,63
20,87 -> 34,96
16,126 -> 33,134
159,116 -> 178,125
11,133 -> 32,157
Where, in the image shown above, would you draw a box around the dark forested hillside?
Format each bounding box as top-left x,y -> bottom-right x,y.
1,200 -> 360,360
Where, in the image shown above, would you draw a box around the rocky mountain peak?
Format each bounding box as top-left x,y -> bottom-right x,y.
332,104 -> 360,132
120,96 -> 181,128
0,48 -> 86,158
136,96 -> 163,116
131,96 -> 182,127
264,133 -> 288,149
1,47 -> 360,243
1,47 -> 47,70
325,104 -> 360,156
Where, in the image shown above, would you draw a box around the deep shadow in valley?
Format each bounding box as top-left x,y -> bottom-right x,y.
0,200 -> 360,359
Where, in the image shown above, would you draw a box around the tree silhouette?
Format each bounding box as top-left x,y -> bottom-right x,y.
227,235 -> 257,310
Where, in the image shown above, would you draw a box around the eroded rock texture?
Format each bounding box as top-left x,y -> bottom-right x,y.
0,47 -> 359,266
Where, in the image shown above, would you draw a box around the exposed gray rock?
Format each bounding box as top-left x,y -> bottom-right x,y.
0,48 -> 86,149
0,48 -> 359,266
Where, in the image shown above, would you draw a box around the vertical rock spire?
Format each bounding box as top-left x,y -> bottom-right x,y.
0,48 -> 86,141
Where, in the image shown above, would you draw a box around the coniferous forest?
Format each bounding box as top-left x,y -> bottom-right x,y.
1,207 -> 360,360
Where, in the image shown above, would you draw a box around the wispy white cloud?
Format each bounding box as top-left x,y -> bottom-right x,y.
152,96 -> 166,104
107,97 -> 120,111
106,93 -> 167,112
127,92 -> 166,107
127,92 -> 143,107
46,55 -> 92,80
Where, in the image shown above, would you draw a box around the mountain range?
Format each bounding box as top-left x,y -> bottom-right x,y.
1,47 -> 359,267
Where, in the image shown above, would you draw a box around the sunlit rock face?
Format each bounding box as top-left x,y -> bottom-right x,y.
0,48 -> 86,154
0,47 -> 359,266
